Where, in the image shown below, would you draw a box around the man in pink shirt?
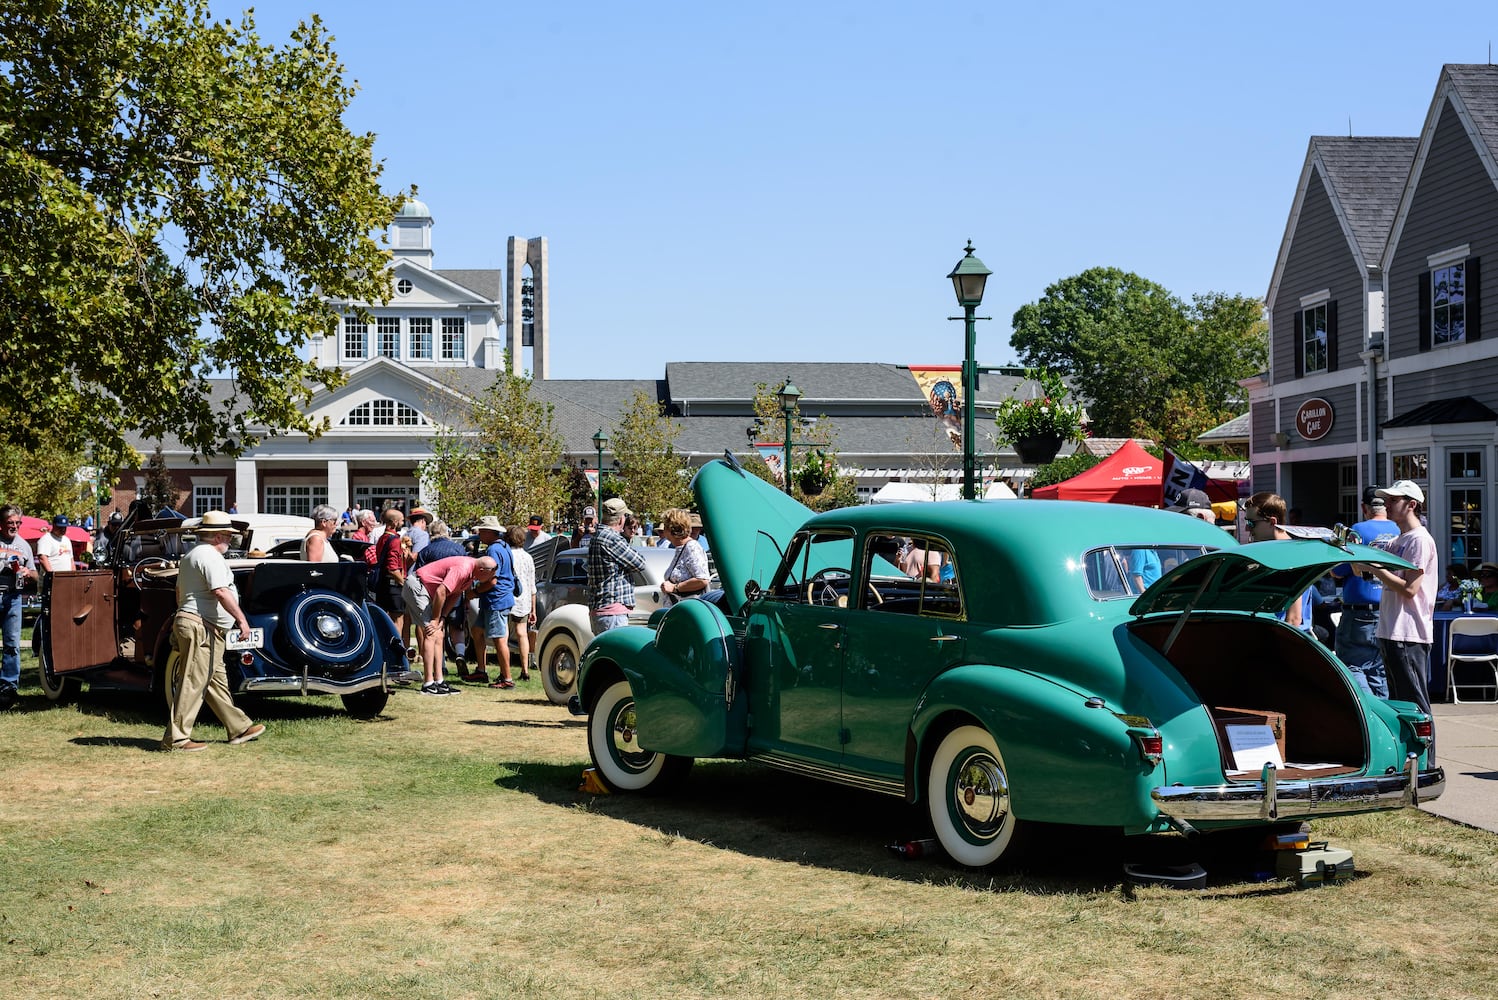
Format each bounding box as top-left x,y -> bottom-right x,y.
403,555 -> 496,695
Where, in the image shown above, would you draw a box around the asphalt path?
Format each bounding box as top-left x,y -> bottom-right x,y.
1424,702 -> 1498,833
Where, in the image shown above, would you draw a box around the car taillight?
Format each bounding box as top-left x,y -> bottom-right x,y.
1132,731 -> 1163,765
1411,719 -> 1433,741
240,652 -> 254,666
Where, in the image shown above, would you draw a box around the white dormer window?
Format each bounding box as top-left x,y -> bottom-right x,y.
341,399 -> 429,427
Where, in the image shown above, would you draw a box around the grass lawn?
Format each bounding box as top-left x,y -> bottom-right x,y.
4,649 -> 1498,999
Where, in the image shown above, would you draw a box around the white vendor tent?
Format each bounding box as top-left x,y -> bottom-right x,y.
869,481 -> 1017,503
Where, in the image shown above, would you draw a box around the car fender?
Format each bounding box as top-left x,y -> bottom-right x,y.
537,603 -> 592,655
911,663 -> 1159,828
579,599 -> 746,759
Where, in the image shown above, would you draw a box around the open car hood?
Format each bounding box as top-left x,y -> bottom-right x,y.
691,456 -> 813,611
1129,538 -> 1416,618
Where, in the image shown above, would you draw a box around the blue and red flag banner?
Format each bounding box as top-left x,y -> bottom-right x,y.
1161,449 -> 1209,508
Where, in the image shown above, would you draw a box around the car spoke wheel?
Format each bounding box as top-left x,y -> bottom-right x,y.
540,632 -> 581,705
928,725 -> 1024,867
587,678 -> 691,793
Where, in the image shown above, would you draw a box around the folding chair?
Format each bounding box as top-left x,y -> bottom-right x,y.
1447,616 -> 1498,703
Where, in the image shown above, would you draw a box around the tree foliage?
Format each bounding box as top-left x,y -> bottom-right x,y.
609,390 -> 691,524
744,383 -> 858,512
1027,451 -> 1104,491
0,1 -> 402,469
0,443 -> 96,519
418,371 -> 570,530
140,445 -> 181,512
1009,269 -> 1266,447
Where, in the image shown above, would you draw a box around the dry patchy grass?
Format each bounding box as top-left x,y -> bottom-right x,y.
3,656 -> 1498,999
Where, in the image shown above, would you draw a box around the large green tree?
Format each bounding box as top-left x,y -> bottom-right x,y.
1009,268 -> 1266,447
418,370 -> 570,530
0,1 -> 401,469
609,390 -> 691,524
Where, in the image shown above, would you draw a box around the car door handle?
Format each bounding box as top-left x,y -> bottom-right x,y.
930,635 -> 961,643
818,623 -> 840,630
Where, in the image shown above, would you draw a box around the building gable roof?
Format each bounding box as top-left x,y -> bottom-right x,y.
1266,136 -> 1414,308
1383,64 -> 1498,272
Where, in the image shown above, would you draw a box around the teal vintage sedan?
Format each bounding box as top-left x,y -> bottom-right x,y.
576,456 -> 1444,866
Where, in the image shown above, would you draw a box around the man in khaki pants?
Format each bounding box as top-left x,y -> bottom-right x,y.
161,511 -> 265,752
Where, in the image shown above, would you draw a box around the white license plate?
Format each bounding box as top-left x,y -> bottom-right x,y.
225,628 -> 264,651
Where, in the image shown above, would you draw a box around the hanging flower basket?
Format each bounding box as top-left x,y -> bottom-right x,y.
795,450 -> 834,496
1012,432 -> 1064,465
994,368 -> 1085,464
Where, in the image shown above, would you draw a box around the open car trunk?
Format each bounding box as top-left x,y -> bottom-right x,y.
1131,616 -> 1365,780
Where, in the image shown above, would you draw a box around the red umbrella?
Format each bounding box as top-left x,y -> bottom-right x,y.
15,515 -> 50,541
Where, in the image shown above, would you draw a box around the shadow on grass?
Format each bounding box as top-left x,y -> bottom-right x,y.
69,735 -> 164,751
22,685 -> 353,727
466,716 -> 586,730
490,758 -> 1277,894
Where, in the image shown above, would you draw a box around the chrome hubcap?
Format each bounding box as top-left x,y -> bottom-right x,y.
313,612 -> 345,642
952,749 -> 1009,839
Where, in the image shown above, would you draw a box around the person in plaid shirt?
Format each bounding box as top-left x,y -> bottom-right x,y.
587,497 -> 646,635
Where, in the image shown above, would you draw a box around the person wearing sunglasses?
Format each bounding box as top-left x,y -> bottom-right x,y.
0,504 -> 37,709
1329,486 -> 1399,697
658,508 -> 711,605
1243,492 -> 1314,635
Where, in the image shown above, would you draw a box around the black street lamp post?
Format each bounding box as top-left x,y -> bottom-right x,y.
591,428 -> 609,510
947,241 -> 992,500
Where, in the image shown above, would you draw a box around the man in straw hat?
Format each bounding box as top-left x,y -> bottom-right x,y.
162,511 -> 264,751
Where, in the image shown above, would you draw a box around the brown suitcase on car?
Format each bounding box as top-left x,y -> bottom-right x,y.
1213,706 -> 1287,765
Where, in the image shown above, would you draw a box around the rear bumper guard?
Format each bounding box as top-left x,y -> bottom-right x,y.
1152,755 -> 1445,824
241,660 -> 420,696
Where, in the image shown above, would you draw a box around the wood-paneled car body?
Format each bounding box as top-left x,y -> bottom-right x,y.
34,501 -> 419,717
576,457 -> 1445,866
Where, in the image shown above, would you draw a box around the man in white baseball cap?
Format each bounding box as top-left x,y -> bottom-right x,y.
1354,480 -> 1437,733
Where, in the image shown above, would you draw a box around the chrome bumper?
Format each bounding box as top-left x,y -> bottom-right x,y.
1152,755 -> 1445,824
241,663 -> 421,696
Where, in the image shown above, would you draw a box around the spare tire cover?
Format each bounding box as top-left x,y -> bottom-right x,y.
280,590 -> 375,673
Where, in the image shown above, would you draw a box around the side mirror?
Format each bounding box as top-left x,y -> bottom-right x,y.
744,580 -> 762,603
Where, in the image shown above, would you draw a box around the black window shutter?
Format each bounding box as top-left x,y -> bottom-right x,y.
1292,309 -> 1304,379
1418,271 -> 1432,352
1326,300 -> 1338,373
1467,257 -> 1481,342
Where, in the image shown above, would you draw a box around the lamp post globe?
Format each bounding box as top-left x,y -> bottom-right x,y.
947,241 -> 991,500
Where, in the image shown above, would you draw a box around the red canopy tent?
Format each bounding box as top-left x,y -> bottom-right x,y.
1030,440 -> 1243,506
1031,439 -> 1162,504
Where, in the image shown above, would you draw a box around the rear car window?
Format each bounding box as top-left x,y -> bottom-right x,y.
1084,545 -> 1214,600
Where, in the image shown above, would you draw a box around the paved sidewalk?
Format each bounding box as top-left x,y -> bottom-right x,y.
1423,702 -> 1498,832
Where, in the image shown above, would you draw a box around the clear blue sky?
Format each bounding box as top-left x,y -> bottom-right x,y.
229,1 -> 1496,380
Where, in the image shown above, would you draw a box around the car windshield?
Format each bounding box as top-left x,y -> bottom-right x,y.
769,529 -> 855,599
1085,544 -> 1215,599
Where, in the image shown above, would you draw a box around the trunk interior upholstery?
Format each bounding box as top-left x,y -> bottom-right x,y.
1132,617 -> 1365,776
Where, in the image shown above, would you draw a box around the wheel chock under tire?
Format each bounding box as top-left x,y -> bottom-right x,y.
578,767 -> 611,794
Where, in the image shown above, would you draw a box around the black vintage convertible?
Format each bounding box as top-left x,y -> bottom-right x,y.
34,500 -> 418,716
